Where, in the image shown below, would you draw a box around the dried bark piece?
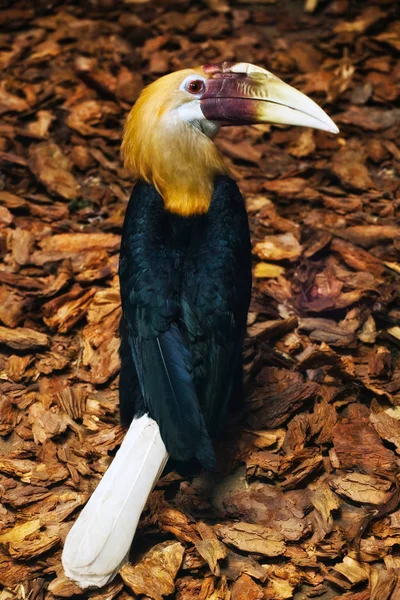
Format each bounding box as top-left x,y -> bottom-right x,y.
365,344 -> 393,379
75,55 -> 117,97
253,262 -> 285,278
0,502 -> 15,531
38,491 -> 87,525
309,398 -> 338,445
85,287 -> 121,327
149,492 -> 199,543
262,177 -> 307,197
334,5 -> 384,33
215,521 -> 285,557
0,205 -> 13,228
0,396 -> 19,436
199,576 -> 230,600
302,229 -> 332,258
357,536 -> 388,563
258,275 -> 293,303
246,194 -> 271,213
42,287 -> 96,333
231,574 -> 263,600
247,317 -> 297,341
282,414 -> 309,454
55,386 -> 88,420
195,523 -> 227,576
220,549 -> 267,582
0,191 -> 27,210
308,481 -> 340,542
322,193 -> 363,214
83,335 -> 120,385
336,106 -> 400,131
330,258 -> 380,293
28,143 -> 80,200
26,110 -> 55,138
116,67 -> 143,103
11,227 -> 35,266
288,129 -> 316,158
176,576 -> 203,600
0,325 -> 50,350
7,354 -> 35,382
57,446 -> 92,483
387,326 -> 400,344
83,289 -> 121,346
36,351 -> 69,375
337,499 -> 378,546
0,445 -> 69,485
298,318 -> 356,347
39,232 -> 120,253
0,150 -> 27,166
331,147 -> 375,190
0,480 -> 51,507
218,138 -> 263,166
181,547 -> 206,571
8,528 -> 60,560
296,266 -> 344,312
0,518 -> 41,544
28,402 -> 71,444
280,448 -> 323,489
248,367 -> 318,429
220,482 -> 309,542
0,549 -> 33,588
71,144 -> 96,170
86,425 -> 125,455
0,288 -> 33,327
358,314 -> 377,344
38,260 -> 74,299
331,557 -> 370,587
48,574 -> 87,597
254,233 -> 302,261
65,99 -> 120,139
263,563 -> 303,599
0,85 -> 29,114
120,541 -> 184,600
246,450 -> 281,479
342,225 -> 400,249
30,38 -> 60,62
330,473 -> 392,505
332,411 -> 397,473
370,564 -> 398,600
370,408 -> 400,454
331,238 -> 385,276
248,429 -> 286,450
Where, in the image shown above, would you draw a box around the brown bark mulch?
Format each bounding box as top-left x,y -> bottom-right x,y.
0,0 -> 399,598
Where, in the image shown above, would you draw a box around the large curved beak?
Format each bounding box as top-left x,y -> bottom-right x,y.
200,62 -> 339,134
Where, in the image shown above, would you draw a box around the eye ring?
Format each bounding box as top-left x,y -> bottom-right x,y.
186,79 -> 205,95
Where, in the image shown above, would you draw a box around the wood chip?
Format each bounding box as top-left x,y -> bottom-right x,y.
215,521 -> 285,557
120,541 -> 184,600
0,325 -> 50,350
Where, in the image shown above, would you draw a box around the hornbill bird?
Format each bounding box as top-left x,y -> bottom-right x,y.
62,62 -> 338,588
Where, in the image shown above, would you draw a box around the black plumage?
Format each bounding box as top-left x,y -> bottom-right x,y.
119,175 -> 252,470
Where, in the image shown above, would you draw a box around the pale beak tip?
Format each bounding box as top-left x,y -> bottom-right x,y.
329,122 -> 340,135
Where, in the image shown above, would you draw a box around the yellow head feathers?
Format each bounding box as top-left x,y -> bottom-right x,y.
121,68 -> 227,216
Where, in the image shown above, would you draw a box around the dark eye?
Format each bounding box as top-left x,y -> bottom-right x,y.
187,79 -> 205,94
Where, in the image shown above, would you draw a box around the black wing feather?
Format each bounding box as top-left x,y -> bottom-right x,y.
119,182 -> 217,469
130,323 -> 215,469
119,177 -> 251,469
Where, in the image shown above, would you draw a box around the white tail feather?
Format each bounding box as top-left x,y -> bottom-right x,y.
62,414 -> 169,589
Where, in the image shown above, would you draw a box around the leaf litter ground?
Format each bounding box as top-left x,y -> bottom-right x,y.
0,0 -> 399,599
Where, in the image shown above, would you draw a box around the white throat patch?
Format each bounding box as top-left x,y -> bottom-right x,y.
177,101 -> 220,139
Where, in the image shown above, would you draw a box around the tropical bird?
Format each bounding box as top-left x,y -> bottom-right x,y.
62,61 -> 338,589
